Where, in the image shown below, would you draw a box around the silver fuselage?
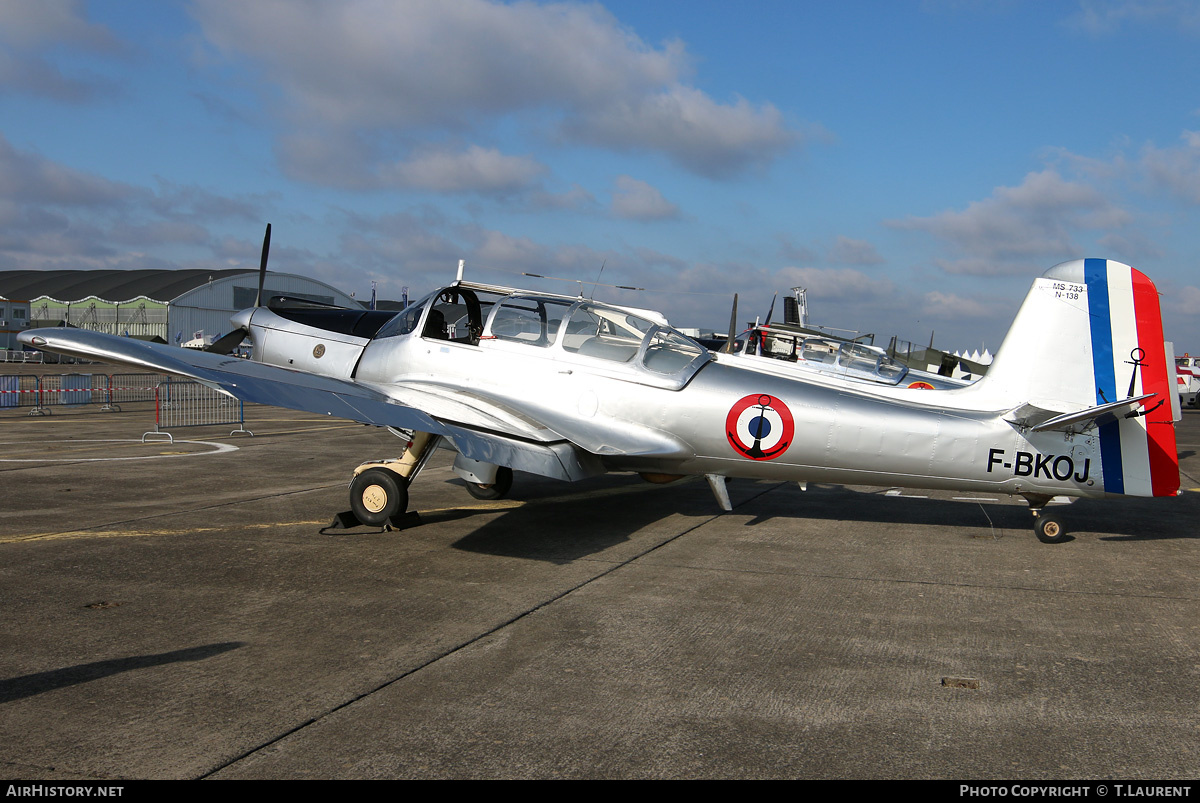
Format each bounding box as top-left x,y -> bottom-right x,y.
237,285 -> 1100,500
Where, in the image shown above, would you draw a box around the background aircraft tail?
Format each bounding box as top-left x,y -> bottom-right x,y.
970,258 -> 1179,497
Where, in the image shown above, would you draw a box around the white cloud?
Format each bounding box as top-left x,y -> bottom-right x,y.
0,134 -> 276,270
380,146 -> 547,194
0,133 -> 138,206
887,169 -> 1130,275
774,266 -> 895,302
1064,0 -> 1200,35
828,235 -> 884,266
777,237 -> 819,264
919,291 -> 997,321
1097,230 -> 1163,261
193,0 -> 682,128
192,0 -> 799,183
1140,130 -> 1200,204
527,184 -> 598,212
0,0 -> 122,101
278,138 -> 549,195
562,85 -> 796,179
0,0 -> 115,47
610,175 -> 679,221
1164,285 -> 1200,316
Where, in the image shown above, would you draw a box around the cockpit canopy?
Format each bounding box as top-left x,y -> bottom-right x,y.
374,283 -> 710,389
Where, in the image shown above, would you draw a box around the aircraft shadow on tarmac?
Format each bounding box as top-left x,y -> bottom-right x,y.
416,473 -> 1198,563
0,642 -> 243,703
744,483 -> 1197,544
433,473 -> 720,564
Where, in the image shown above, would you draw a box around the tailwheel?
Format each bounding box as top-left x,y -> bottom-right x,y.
464,466 -> 513,500
350,467 -> 409,526
1034,512 -> 1068,545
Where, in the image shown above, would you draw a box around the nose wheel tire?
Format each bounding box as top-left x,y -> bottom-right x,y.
350,468 -> 408,526
1034,513 -> 1067,544
464,466 -> 513,500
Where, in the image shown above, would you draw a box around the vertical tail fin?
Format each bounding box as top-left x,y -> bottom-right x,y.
972,259 -> 1179,497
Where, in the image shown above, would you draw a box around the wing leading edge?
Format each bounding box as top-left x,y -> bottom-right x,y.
17,328 -> 607,482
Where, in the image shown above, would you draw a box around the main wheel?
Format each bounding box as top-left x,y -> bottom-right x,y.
350,468 -> 408,526
1034,513 -> 1068,544
464,466 -> 513,500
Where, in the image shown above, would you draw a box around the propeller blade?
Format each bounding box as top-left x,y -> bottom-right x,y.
205,328 -> 248,355
722,293 -> 738,353
255,223 -> 271,308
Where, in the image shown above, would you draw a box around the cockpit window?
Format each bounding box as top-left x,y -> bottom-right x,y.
642,328 -> 706,375
800,338 -> 838,365
836,343 -> 882,373
487,297 -> 572,347
425,288 -> 488,343
562,304 -> 653,362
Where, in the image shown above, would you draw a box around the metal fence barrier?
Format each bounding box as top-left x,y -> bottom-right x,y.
143,378 -> 252,443
0,375 -> 20,408
105,373 -> 169,410
8,374 -> 40,410
1,374 -> 100,415
0,372 -> 170,415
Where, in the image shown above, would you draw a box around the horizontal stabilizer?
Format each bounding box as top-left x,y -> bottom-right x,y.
1005,393 -> 1157,433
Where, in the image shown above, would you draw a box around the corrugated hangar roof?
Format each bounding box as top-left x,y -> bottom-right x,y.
0,269 -> 257,303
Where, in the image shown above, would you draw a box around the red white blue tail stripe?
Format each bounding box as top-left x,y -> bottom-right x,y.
1082,259 -> 1177,497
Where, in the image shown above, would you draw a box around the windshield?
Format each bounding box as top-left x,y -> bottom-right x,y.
373,291 -> 435,339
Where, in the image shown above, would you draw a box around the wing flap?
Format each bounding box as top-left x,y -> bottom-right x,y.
374,382 -> 562,443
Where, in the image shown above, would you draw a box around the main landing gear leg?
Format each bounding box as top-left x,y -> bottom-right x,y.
328,431 -> 441,532
1023,494 -> 1068,544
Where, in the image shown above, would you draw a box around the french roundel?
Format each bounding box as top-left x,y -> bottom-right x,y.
726,394 -> 795,461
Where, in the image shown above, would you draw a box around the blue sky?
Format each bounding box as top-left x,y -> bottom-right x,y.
2,0 -> 1199,352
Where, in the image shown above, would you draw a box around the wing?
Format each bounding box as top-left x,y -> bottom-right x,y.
23,328 -> 442,430
18,328 -> 610,481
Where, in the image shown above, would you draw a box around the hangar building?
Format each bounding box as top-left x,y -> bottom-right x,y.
0,270 -> 362,346
0,295 -> 32,352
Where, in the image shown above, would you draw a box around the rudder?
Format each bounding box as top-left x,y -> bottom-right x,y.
971,258 -> 1178,497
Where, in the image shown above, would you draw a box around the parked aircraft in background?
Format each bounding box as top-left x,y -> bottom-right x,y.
20,231 -> 1180,544
1177,354 -> 1199,408
724,324 -> 971,391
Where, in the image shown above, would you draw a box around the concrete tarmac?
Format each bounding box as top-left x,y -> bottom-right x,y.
1,382 -> 1198,779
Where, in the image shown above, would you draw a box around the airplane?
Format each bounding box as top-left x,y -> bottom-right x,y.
18,229 -> 1181,544
723,323 -> 972,391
